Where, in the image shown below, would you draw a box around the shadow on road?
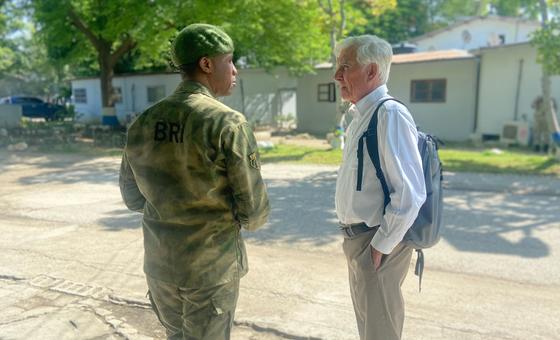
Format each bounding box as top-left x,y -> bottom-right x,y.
98,209 -> 142,230
244,171 -> 341,247
14,153 -> 119,185
14,149 -> 550,259
442,190 -> 554,258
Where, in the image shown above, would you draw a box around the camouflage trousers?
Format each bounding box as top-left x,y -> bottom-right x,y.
146,276 -> 239,340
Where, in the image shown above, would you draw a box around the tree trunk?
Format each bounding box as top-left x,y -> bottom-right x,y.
538,0 -> 555,154
98,48 -> 119,126
99,53 -> 114,108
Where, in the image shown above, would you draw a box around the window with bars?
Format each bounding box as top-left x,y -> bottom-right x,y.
410,79 -> 446,103
317,83 -> 336,102
73,88 -> 87,104
113,86 -> 123,104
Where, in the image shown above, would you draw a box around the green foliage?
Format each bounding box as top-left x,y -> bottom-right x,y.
439,148 -> 560,176
352,0 -> 431,43
532,19 -> 560,75
30,0 -> 331,77
531,0 -> 560,76
205,0 -> 330,74
0,0 -> 19,74
430,0 -> 539,23
259,144 -> 343,164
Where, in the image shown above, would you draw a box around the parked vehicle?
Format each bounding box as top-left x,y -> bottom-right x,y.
0,96 -> 67,121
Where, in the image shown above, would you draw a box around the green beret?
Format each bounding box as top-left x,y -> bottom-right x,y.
171,23 -> 234,67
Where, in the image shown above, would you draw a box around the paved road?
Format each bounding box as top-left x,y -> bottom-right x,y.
0,151 -> 559,339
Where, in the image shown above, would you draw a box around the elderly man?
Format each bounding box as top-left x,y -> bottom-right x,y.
119,24 -> 269,339
334,35 -> 426,340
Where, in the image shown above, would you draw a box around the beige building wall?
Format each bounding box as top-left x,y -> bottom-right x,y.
477,43 -> 560,137
389,58 -> 478,141
296,68 -> 339,136
221,67 -> 297,125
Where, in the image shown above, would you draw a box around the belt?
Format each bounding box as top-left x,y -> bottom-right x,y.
339,222 -> 377,238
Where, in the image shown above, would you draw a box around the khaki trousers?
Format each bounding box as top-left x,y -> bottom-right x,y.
342,227 -> 413,340
146,276 -> 239,340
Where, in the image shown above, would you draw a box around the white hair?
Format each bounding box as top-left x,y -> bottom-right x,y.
334,35 -> 393,84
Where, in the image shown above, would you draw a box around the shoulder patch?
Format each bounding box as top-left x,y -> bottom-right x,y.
249,152 -> 260,169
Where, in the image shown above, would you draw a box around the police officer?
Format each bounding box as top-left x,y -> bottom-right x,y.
119,24 -> 270,339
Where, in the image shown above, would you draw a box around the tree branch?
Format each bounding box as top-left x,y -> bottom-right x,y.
110,35 -> 137,66
317,0 -> 332,15
67,7 -> 106,52
339,0 -> 346,37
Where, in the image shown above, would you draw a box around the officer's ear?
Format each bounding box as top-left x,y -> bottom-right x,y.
198,57 -> 213,74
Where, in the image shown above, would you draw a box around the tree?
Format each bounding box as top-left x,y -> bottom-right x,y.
531,0 -> 560,155
30,0 -> 331,125
317,0 -> 396,62
0,0 -> 17,75
31,0 -> 179,125
429,0 -> 541,23
352,0 -> 431,43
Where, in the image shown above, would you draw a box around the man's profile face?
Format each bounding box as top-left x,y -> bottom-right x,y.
334,47 -> 373,104
208,53 -> 237,97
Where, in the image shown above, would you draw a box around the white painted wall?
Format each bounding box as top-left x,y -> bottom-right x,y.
414,18 -> 539,52
71,69 -> 297,126
389,58 -> 478,141
477,43 -> 560,137
297,60 -> 477,141
0,104 -> 22,128
72,73 -> 182,125
221,67 -> 297,125
296,68 -> 339,136
71,78 -> 102,124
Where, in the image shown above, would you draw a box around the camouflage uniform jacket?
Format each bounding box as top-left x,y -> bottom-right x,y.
119,80 -> 269,288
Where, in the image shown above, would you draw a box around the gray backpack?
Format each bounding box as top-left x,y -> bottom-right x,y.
356,98 -> 443,291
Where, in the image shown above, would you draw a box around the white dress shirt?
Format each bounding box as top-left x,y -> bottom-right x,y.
335,85 -> 427,254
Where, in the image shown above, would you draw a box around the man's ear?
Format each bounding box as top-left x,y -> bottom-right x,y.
367,63 -> 378,81
198,57 -> 212,74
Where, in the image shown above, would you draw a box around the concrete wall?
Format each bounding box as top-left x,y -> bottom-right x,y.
389,58 -> 478,141
477,43 -> 560,137
296,68 -> 339,136
0,104 -> 22,128
414,18 -> 538,52
221,67 -> 297,125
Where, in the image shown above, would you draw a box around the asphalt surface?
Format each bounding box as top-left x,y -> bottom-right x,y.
0,151 -> 559,339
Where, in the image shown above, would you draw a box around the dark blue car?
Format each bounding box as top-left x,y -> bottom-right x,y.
0,96 -> 67,121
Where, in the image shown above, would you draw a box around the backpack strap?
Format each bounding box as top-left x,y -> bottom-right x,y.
414,249 -> 424,292
356,98 -> 404,216
356,98 -> 427,291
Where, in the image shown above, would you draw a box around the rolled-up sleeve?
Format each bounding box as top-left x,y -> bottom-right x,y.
119,153 -> 146,213
371,106 -> 426,254
222,122 -> 270,231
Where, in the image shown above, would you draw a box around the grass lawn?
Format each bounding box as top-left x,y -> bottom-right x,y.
259,144 -> 560,177
24,138 -> 560,177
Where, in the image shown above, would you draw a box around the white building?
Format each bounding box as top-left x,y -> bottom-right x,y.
71,69 -> 296,126
409,16 -> 540,52
297,50 -> 479,141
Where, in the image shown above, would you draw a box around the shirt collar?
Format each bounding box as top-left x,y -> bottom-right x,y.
353,84 -> 388,117
174,80 -> 215,99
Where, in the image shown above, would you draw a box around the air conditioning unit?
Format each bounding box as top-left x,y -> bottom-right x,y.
501,121 -> 530,146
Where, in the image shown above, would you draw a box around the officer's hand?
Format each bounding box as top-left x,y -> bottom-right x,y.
371,246 -> 384,271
